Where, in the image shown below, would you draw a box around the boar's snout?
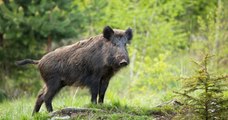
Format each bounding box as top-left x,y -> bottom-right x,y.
115,50 -> 129,67
119,59 -> 128,67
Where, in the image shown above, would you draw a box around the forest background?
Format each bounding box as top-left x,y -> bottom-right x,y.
0,0 -> 228,119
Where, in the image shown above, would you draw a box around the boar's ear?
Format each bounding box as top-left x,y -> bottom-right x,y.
103,26 -> 114,40
125,28 -> 133,41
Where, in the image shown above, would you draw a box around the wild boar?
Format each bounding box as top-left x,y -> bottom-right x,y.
16,26 -> 133,115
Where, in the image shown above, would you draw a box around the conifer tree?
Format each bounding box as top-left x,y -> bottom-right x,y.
175,55 -> 228,120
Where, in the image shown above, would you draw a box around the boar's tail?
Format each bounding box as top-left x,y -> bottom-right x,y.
15,59 -> 39,66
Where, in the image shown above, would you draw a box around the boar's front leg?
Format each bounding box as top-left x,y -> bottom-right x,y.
98,79 -> 110,103
98,73 -> 113,103
90,80 -> 100,104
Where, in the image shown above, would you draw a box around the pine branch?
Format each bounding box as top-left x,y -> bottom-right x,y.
174,91 -> 200,102
218,99 -> 228,104
212,75 -> 228,81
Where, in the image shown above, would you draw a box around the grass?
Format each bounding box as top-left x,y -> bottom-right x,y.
0,86 -> 176,120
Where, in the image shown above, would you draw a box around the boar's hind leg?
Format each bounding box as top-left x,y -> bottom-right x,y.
32,86 -> 46,115
44,80 -> 64,112
98,79 -> 110,103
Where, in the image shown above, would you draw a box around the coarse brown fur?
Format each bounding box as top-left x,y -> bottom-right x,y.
16,26 -> 133,115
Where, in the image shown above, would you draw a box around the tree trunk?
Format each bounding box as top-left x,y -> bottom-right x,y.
214,0 -> 221,70
0,33 -> 3,47
46,36 -> 52,52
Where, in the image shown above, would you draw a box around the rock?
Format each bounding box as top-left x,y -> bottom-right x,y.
50,107 -> 103,119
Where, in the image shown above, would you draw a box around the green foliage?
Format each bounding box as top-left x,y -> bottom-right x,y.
131,52 -> 179,93
0,0 -> 85,64
0,89 -> 7,102
175,55 -> 228,120
177,0 -> 218,32
189,0 -> 228,72
0,0 -> 86,97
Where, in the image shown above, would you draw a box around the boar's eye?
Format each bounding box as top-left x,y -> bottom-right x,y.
113,43 -> 117,46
